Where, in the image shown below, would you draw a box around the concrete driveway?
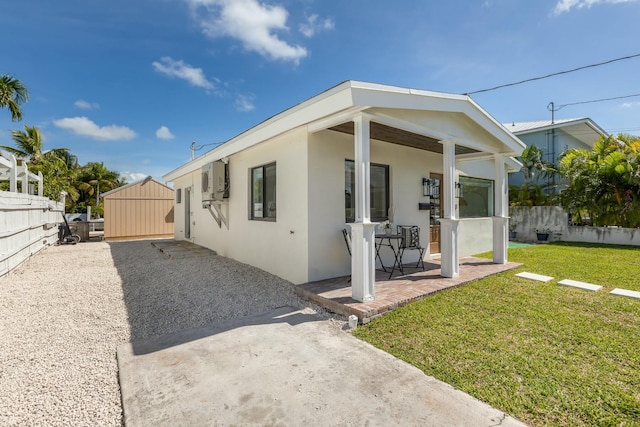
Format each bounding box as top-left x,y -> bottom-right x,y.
118,306 -> 527,426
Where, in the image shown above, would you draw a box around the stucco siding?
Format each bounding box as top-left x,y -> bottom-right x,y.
173,128 -> 310,284
457,218 -> 493,256
307,130 -> 445,282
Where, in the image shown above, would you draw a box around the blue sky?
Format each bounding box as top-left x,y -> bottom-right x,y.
1,0 -> 639,182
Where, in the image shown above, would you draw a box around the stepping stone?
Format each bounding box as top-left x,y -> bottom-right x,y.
558,279 -> 602,292
610,288 -> 640,300
515,272 -> 554,282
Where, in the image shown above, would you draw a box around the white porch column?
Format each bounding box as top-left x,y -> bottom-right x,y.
492,155 -> 509,264
440,141 -> 459,278
349,115 -> 376,302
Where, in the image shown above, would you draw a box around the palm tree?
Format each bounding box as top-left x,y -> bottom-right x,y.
2,125 -> 44,161
0,74 -> 29,122
558,134 -> 640,227
77,162 -> 123,217
0,125 -> 75,199
0,125 -> 69,164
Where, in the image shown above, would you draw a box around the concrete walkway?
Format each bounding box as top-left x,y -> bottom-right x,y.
118,306 -> 527,426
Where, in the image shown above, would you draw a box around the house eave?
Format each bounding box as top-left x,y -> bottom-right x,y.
163,81 -> 527,182
507,117 -> 607,147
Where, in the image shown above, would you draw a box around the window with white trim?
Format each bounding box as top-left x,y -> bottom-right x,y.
459,176 -> 494,218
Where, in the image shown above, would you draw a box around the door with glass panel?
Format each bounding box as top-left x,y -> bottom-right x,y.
429,173 -> 442,254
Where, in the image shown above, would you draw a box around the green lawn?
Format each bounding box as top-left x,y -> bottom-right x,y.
354,242 -> 640,426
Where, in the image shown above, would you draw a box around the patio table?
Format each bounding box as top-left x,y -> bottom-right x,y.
375,234 -> 403,278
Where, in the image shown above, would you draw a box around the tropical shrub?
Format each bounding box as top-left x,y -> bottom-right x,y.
558,134 -> 640,227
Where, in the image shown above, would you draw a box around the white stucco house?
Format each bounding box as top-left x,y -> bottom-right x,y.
163,81 -> 526,302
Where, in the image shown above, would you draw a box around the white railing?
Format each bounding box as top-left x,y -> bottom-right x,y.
0,150 -> 43,195
0,151 -> 61,277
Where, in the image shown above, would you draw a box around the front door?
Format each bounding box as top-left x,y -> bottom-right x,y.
429,173 -> 442,254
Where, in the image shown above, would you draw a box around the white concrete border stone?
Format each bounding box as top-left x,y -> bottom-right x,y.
558,279 -> 602,292
610,288 -> 640,300
515,272 -> 554,282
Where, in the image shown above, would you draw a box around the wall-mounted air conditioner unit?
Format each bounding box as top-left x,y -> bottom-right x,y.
201,160 -> 229,203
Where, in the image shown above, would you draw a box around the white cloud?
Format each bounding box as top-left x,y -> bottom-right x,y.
234,94 -> 255,112
299,14 -> 334,38
553,0 -> 639,15
121,172 -> 148,183
152,56 -> 215,90
188,0 -> 308,63
74,99 -> 100,110
156,126 -> 176,140
621,101 -> 640,108
53,116 -> 137,141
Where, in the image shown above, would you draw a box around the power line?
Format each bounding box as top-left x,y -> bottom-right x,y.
553,93 -> 640,110
466,53 -> 640,95
190,141 -> 225,160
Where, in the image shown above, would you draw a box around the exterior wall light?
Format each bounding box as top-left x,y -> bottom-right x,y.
422,178 -> 436,197
455,182 -> 464,198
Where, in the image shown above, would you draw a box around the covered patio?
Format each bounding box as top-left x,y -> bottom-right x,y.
306,84 -> 525,303
295,257 -> 522,324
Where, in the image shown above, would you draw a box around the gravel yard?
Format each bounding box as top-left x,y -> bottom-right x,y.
0,240 -> 306,426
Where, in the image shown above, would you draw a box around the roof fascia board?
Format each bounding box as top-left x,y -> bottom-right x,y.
101,176 -> 173,197
353,86 -> 525,155
164,82 -> 357,182
505,156 -> 522,172
163,80 -> 526,182
464,97 -> 527,155
512,118 -> 605,136
584,120 -> 608,136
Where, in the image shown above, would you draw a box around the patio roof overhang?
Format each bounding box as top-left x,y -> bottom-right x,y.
327,121 -> 480,156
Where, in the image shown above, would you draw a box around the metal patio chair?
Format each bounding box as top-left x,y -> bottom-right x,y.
342,228 -> 352,282
396,225 -> 426,272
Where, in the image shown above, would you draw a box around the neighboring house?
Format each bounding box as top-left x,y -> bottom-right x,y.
163,81 -> 525,302
101,176 -> 174,241
506,118 -> 607,189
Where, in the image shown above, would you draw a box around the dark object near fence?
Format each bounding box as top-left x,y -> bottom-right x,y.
58,213 -> 81,245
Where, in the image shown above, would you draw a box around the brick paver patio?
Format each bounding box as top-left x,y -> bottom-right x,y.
295,257 -> 522,323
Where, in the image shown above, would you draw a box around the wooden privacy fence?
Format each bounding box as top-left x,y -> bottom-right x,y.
1,151 -> 62,276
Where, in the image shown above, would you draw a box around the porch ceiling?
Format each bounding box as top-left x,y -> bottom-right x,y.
328,121 -> 480,156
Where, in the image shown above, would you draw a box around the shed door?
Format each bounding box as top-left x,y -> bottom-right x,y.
184,187 -> 191,239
